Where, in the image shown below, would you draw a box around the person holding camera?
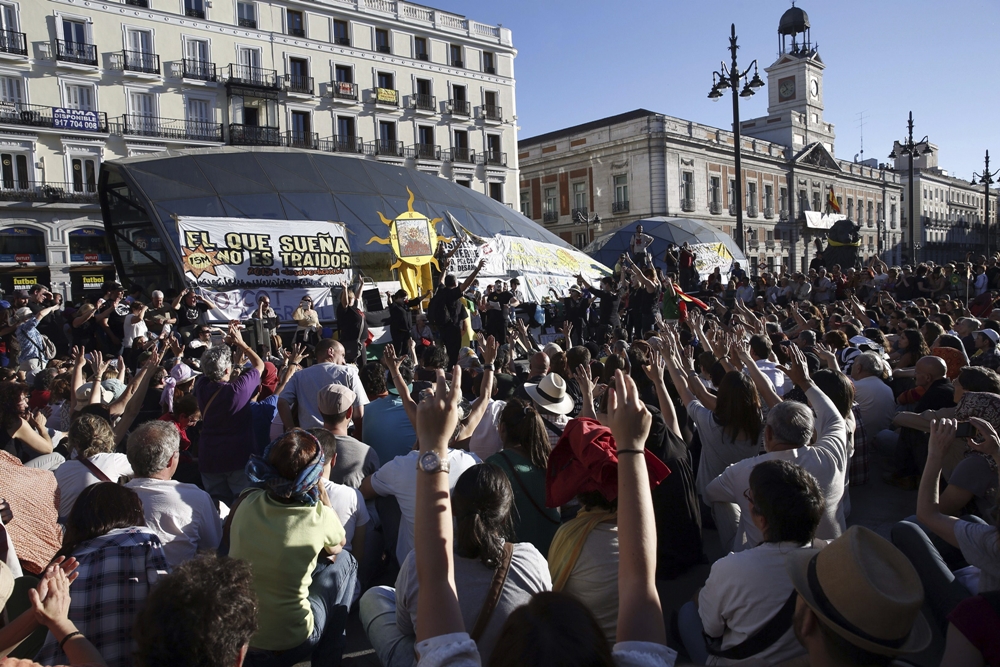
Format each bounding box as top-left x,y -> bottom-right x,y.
293,294 -> 322,348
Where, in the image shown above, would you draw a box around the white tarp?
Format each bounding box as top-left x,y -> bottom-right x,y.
175,216 -> 353,288
804,212 -> 846,230
196,286 -> 336,323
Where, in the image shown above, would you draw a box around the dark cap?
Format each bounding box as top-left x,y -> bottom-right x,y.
102,281 -> 124,292
13,290 -> 28,299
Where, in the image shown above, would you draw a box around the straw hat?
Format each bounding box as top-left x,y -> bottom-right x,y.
524,373 -> 575,415
785,525 -> 931,656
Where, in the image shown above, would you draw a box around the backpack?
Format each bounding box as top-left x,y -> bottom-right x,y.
428,290 -> 453,328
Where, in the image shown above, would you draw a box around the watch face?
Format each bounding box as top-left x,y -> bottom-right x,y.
419,451 -> 439,472
778,76 -> 796,102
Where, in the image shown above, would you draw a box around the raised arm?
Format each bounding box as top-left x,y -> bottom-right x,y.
573,363 -> 598,421
457,335 -> 497,440
383,345 -> 417,427
609,371 -> 665,645
916,419 -> 962,548
643,351 -> 681,438
413,367 -> 466,643
171,288 -> 188,311
227,321 -> 265,376
457,258 -> 486,294
734,342 -> 782,409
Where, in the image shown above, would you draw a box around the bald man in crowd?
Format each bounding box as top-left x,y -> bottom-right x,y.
880,355 -> 955,489
278,338 -> 369,433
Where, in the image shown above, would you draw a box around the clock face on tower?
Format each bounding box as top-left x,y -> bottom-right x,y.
810,78 -> 819,98
778,76 -> 796,102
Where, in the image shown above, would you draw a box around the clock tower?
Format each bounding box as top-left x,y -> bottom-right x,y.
740,5 -> 836,153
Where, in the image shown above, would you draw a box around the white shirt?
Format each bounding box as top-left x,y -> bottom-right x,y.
125,477 -> 223,570
279,362 -> 370,430
55,453 -> 134,520
705,386 -> 849,552
321,479 -> 369,552
754,360 -> 787,397
698,542 -> 809,665
814,277 -> 833,302
630,233 -> 653,254
975,273 -> 988,296
561,521 -> 620,645
123,316 -> 148,349
735,285 -> 755,303
468,400 -> 505,461
852,375 -> 896,441
370,448 -> 480,565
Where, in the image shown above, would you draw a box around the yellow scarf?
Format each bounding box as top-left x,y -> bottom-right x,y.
548,508 -> 617,591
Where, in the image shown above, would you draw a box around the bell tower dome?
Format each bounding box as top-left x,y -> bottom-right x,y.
742,3 -> 836,153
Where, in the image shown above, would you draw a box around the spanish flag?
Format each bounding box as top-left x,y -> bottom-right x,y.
826,186 -> 841,214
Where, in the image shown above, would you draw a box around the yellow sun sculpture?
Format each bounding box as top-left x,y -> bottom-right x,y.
367,187 -> 453,298
181,244 -> 221,278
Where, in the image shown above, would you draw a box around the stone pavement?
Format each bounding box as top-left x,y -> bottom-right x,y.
333,452 -> 938,667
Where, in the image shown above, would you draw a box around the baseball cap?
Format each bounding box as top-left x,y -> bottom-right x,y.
975,329 -> 1000,345
318,384 -> 356,416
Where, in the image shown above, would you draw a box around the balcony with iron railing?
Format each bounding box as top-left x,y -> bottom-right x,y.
330,81 -> 358,101
779,208 -> 789,220
613,200 -> 629,214
284,130 -> 317,149
0,29 -> 27,56
681,198 -> 695,212
709,201 -> 722,215
0,181 -> 98,203
185,8 -> 205,18
747,204 -> 758,218
288,27 -> 305,37
182,58 -> 217,81
480,150 -> 506,166
0,102 -> 109,133
447,146 -> 475,164
412,93 -> 435,112
125,0 -> 149,6
116,114 -> 223,142
571,207 -> 588,220
228,123 -> 281,146
764,206 -> 775,219
408,143 -> 441,161
748,239 -> 760,250
112,49 -> 160,75
55,40 -> 97,66
226,64 -> 280,90
483,104 -> 501,121
728,203 -> 736,215
284,74 -> 314,95
377,44 -> 391,54
452,59 -> 464,68
449,99 -> 470,116
543,210 -> 558,223
315,135 -> 365,154
371,139 -> 404,157
765,239 -> 775,249
238,18 -> 256,28
372,87 -> 399,106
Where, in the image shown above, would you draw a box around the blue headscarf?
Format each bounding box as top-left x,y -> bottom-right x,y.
245,429 -> 325,506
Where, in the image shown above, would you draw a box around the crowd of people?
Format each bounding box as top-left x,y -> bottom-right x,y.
1,244 -> 1000,667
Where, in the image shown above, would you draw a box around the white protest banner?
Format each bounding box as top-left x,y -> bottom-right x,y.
691,242 -> 736,282
197,287 -> 336,323
175,217 -> 353,289
521,272 -> 583,302
492,235 -> 610,281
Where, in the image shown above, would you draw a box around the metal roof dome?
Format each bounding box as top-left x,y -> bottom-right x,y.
778,5 -> 810,35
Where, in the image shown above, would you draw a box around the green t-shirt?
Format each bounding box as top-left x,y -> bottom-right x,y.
230,489 -> 345,650
487,449 -> 561,557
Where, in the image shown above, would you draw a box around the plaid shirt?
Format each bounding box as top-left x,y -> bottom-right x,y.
36,528 -> 167,667
847,403 -> 869,487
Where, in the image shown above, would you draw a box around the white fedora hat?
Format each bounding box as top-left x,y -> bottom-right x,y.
524,373 -> 575,416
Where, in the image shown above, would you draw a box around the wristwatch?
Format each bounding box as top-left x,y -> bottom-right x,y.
417,450 -> 451,474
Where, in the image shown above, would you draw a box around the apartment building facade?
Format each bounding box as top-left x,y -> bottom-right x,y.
0,0 -> 517,298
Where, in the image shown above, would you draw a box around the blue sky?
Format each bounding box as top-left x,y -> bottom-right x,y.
440,0 -> 1000,179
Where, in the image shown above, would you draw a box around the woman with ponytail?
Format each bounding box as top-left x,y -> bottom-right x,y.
487,398 -> 561,556
360,463 -> 551,667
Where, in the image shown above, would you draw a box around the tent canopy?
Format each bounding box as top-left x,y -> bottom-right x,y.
585,217 -> 748,279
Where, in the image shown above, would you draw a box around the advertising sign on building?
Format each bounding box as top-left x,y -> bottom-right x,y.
52,108 -> 101,132
175,217 -> 353,289
375,87 -> 398,105
12,276 -> 36,288
82,275 -> 104,290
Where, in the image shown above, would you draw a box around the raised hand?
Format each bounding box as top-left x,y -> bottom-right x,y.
481,334 -> 499,366
968,417 -> 1000,459
574,361 -> 595,395
382,343 -> 401,372
642,350 -> 666,384
607,370 -> 651,452
928,418 -> 958,460
777,343 -> 810,389
415,367 -> 463,453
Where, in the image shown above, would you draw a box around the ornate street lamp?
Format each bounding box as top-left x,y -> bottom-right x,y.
971,150 -> 999,257
888,111 -> 931,264
708,24 -> 764,254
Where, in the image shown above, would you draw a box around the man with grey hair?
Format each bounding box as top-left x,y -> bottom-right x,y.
125,421 -> 222,569
194,322 -> 266,505
851,351 -> 894,441
144,289 -> 175,337
705,343 -> 849,552
955,317 -> 981,356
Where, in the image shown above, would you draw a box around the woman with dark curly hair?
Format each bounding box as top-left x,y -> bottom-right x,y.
0,381 -> 54,465
360,463 -> 551,667
892,328 -> 930,369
